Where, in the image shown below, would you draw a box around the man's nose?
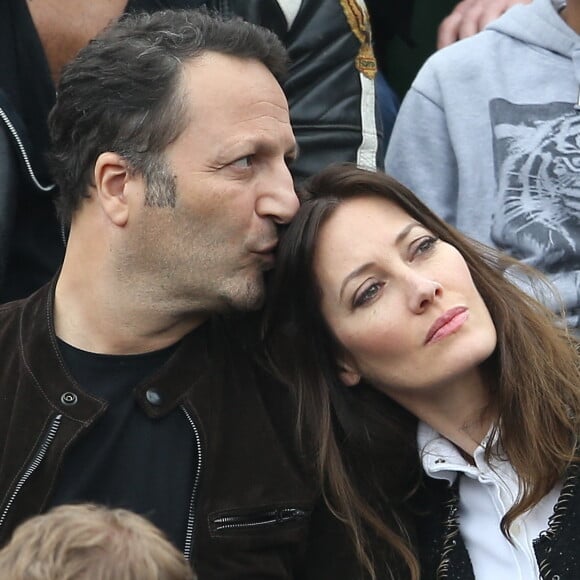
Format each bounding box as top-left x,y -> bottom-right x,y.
255,163 -> 300,224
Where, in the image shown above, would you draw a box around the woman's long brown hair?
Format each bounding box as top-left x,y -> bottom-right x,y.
263,164 -> 580,580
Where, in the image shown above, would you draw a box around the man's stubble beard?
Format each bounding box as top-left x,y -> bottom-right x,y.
216,270 -> 266,315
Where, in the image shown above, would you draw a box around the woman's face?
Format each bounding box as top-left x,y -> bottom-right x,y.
314,195 -> 497,399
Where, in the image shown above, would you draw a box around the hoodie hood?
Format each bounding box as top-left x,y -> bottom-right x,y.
487,0 -> 579,58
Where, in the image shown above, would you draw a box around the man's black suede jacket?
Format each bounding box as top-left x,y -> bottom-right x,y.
0,281 -> 368,579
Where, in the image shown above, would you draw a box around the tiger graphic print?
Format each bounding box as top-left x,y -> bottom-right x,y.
490,98 -> 580,330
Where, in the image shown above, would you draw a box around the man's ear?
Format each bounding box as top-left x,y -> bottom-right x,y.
94,152 -> 135,227
338,358 -> 361,387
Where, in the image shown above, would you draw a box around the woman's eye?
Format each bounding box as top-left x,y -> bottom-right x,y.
413,236 -> 438,258
353,282 -> 383,308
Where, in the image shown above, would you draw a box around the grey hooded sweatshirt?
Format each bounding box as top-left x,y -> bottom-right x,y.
386,0 -> 580,331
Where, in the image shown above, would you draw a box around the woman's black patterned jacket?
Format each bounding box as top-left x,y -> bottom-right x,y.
417,463 -> 580,580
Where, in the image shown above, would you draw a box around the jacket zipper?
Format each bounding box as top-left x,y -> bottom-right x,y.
0,106 -> 55,193
211,507 -> 310,532
181,405 -> 203,563
0,408 -> 202,560
0,414 -> 62,533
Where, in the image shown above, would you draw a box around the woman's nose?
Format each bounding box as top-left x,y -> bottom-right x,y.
407,271 -> 443,313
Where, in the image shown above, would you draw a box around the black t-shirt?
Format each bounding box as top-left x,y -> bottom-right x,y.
50,338 -> 194,550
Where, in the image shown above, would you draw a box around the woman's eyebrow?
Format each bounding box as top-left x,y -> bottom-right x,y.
395,222 -> 424,244
339,262 -> 376,302
338,222 -> 425,302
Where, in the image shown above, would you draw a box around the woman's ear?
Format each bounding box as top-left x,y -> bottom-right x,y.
338,359 -> 361,387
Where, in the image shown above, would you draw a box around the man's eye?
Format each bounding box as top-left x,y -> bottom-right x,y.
231,156 -> 253,169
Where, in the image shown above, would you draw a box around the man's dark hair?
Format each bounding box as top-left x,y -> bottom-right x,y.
48,9 -> 289,226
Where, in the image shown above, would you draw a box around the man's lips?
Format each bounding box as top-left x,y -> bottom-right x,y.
425,306 -> 469,344
253,242 -> 278,255
252,243 -> 278,269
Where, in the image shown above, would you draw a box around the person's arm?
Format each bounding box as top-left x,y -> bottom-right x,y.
437,0 -> 531,48
385,84 -> 459,226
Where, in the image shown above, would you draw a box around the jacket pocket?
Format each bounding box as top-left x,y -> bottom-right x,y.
209,505 -> 311,538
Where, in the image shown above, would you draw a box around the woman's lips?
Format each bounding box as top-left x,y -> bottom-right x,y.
425,307 -> 469,344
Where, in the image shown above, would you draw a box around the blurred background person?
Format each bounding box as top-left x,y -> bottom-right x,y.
386,0 -> 580,333
0,503 -> 197,580
367,0 -> 531,104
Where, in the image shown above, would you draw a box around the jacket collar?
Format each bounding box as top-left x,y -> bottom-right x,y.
19,278 -> 215,421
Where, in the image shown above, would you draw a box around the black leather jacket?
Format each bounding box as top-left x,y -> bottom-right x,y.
0,0 -> 383,302
0,281 -> 374,579
0,0 -> 60,302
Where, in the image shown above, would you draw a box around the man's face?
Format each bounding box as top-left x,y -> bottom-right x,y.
127,53 -> 299,315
